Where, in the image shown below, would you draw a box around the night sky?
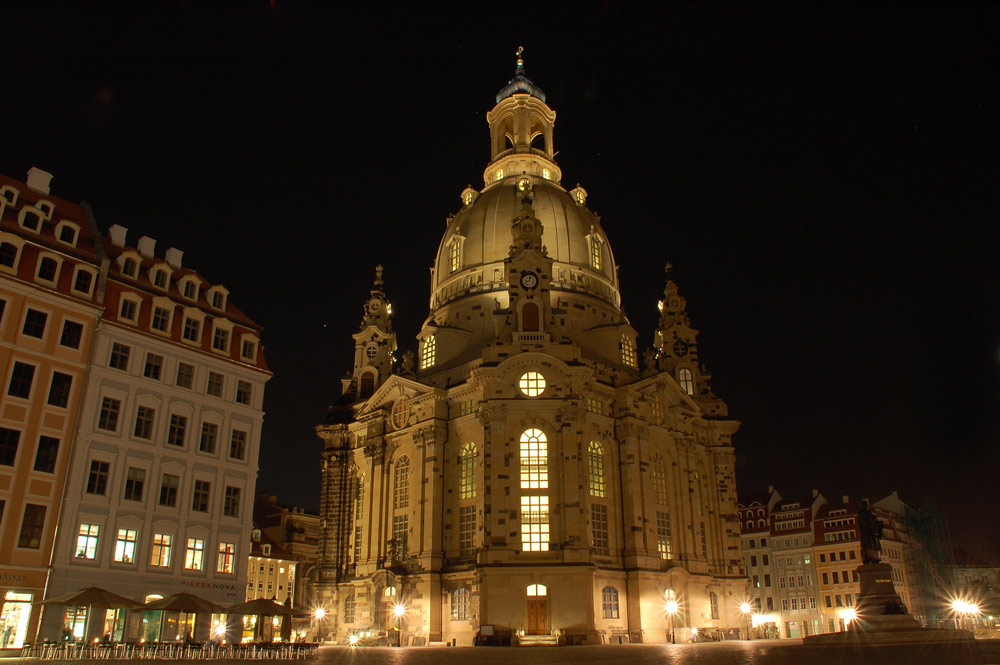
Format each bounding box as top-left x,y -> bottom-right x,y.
4,4 -> 998,562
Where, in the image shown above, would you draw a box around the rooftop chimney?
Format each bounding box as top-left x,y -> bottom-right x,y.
841,495 -> 850,504
767,485 -> 775,495
137,235 -> 156,257
26,167 -> 53,195
165,247 -> 183,269
811,489 -> 819,498
108,224 -> 128,247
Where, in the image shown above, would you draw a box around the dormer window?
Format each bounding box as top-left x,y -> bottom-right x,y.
118,293 -> 141,324
72,267 -> 96,296
0,186 -> 18,206
19,208 -> 43,233
211,322 -> 231,353
56,222 -> 80,246
449,238 -> 463,273
542,168 -> 551,180
207,286 -> 228,311
620,334 -> 637,368
420,334 -> 436,369
183,281 -> 197,299
183,317 -> 201,342
240,335 -> 259,363
461,187 -> 477,206
36,255 -> 60,284
120,254 -> 139,279
495,168 -> 504,182
35,201 -> 54,218
151,265 -> 170,291
589,233 -> 603,270
0,241 -> 21,268
150,297 -> 174,334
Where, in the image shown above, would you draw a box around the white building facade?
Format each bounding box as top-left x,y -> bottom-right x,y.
39,227 -> 270,642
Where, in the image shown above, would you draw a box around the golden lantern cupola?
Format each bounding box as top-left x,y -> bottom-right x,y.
484,46 -> 561,187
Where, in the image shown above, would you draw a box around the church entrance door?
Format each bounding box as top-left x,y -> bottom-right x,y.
526,597 -> 547,634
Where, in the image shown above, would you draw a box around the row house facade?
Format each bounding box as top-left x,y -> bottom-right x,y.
739,487 -> 932,639
0,168 -> 271,649
0,169 -> 102,652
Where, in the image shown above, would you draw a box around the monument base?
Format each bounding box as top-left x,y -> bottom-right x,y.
802,563 -> 978,662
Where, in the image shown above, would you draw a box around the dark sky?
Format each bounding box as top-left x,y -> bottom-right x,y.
4,3 -> 998,562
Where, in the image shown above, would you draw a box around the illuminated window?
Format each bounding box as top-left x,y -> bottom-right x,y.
459,505 -> 476,556
459,442 -> 477,499
588,441 -> 605,497
393,457 -> 409,509
656,511 -> 672,559
75,523 -> 99,559
520,496 -> 549,551
495,168 -> 504,181
592,504 -> 609,555
651,393 -> 664,424
589,235 -> 602,270
451,588 -> 470,621
585,397 -> 603,415
353,526 -> 362,563
526,584 -> 547,596
420,335 -> 435,369
150,533 -> 172,567
678,368 -> 695,395
652,454 -> 669,505
519,428 -> 548,489
449,239 -> 461,273
184,538 -> 205,570
113,528 -> 137,563
518,371 -> 545,397
542,168 -> 551,180
217,542 -> 235,574
392,396 -> 410,429
355,474 -> 364,520
602,586 -> 619,619
392,515 -> 408,557
621,334 -> 637,368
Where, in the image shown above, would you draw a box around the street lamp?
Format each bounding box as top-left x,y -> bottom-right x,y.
740,602 -> 752,640
393,604 -> 406,647
665,600 -> 679,644
312,607 -> 326,643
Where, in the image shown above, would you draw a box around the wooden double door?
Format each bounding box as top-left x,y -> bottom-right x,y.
525,597 -> 548,634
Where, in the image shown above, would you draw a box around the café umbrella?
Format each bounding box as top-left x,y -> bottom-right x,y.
38,587 -> 142,641
226,598 -> 299,642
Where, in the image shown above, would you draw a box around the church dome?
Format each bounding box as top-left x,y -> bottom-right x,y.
431,176 -> 620,312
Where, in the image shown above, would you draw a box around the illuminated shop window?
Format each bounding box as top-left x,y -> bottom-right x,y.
518,371 -> 545,397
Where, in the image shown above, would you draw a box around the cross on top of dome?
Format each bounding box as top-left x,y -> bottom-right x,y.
496,45 -> 546,103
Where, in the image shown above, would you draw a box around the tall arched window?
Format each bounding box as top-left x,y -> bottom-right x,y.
652,454 -> 668,505
393,457 -> 410,509
521,302 -> 539,331
589,235 -> 602,270
420,335 -> 436,369
678,368 -> 695,395
519,428 -> 548,489
650,393 -> 664,424
601,586 -> 620,619
588,441 -> 605,498
459,442 -> 477,499
344,593 -> 356,623
359,372 -> 375,399
451,587 -> 470,621
621,334 -> 637,368
449,239 -> 461,272
355,474 -> 365,520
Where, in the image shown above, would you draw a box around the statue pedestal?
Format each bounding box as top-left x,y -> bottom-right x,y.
801,563 -> 978,663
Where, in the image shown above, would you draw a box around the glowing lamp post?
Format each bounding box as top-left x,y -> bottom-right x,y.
740,602 -> 752,640
665,600 -> 679,644
312,607 -> 326,643
393,604 -> 406,647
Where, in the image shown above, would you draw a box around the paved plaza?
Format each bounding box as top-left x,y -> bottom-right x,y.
5,640 -> 1000,665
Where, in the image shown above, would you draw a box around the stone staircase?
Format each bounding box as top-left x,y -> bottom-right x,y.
517,634 -> 560,646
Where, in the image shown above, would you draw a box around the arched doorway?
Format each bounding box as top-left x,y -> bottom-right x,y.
525,584 -> 547,635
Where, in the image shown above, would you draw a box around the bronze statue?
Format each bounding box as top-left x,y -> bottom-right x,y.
858,500 -> 884,564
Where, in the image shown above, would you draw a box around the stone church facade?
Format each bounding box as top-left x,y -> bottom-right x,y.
314,57 -> 746,646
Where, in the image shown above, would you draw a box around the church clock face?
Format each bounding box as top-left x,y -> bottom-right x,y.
673,339 -> 689,358
521,221 -> 535,235
520,271 -> 539,290
369,300 -> 381,312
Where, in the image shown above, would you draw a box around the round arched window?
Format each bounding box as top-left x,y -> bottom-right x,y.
518,371 -> 546,397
